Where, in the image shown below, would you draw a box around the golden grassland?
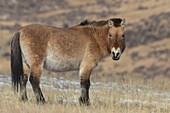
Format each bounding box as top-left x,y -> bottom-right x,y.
0,75 -> 170,113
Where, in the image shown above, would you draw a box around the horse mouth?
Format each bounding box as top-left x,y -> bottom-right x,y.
112,57 -> 120,61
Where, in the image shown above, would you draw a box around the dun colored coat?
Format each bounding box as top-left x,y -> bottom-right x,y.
11,18 -> 126,105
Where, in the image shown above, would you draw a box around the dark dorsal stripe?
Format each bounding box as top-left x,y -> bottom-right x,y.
79,18 -> 122,27
79,20 -> 96,26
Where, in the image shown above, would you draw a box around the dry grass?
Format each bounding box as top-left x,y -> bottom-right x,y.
0,75 -> 170,113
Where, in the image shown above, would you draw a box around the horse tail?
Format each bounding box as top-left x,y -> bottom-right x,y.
11,32 -> 23,92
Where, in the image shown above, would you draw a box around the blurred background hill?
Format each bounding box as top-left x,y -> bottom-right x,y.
0,0 -> 170,80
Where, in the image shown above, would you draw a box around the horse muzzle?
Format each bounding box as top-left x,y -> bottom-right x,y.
111,47 -> 121,61
111,52 -> 121,60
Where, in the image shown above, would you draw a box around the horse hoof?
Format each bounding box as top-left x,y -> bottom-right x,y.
37,99 -> 46,105
79,97 -> 90,106
19,96 -> 28,102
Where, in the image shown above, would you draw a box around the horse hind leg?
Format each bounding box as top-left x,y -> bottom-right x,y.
29,64 -> 45,104
20,64 -> 29,101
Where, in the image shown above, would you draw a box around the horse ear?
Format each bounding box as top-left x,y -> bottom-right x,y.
121,19 -> 126,27
108,20 -> 113,27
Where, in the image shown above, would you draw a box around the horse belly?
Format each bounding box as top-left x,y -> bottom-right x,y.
44,56 -> 80,72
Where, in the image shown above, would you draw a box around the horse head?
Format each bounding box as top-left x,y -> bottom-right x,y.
107,18 -> 126,60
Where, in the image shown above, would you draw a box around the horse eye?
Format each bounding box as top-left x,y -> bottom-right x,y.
122,34 -> 125,39
109,34 -> 112,37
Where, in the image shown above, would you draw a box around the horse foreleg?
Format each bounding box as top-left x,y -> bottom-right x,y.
29,65 -> 45,104
79,78 -> 90,106
79,66 -> 94,106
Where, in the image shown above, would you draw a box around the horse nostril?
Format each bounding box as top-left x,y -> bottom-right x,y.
116,52 -> 120,58
112,52 -> 115,57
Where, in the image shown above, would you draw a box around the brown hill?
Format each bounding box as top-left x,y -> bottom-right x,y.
0,0 -> 170,79
126,12 -> 170,47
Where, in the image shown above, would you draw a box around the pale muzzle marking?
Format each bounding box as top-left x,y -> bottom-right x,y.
111,47 -> 121,60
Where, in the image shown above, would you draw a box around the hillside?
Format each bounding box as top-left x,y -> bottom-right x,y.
0,0 -> 170,79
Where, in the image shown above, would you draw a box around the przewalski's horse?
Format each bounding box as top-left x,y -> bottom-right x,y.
11,18 -> 126,105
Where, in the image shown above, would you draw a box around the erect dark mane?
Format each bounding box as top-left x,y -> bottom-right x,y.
78,18 -> 122,27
